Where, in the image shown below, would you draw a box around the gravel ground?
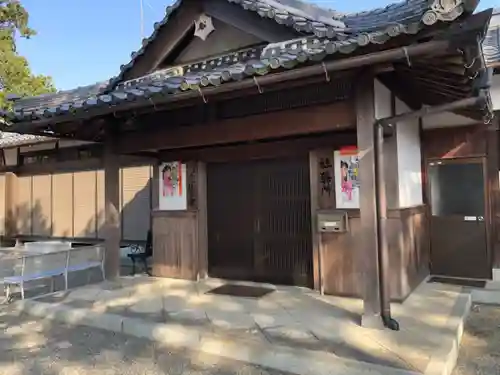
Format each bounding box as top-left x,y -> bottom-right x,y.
453,304 -> 500,375
0,307 -> 290,375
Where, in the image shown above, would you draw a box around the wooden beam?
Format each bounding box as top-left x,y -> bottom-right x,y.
117,101 -> 355,154
355,75 -> 385,329
203,0 -> 298,42
158,131 -> 356,162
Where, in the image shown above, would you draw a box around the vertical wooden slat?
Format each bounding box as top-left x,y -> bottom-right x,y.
5,173 -> 18,237
16,175 -> 32,235
32,174 -> 52,236
121,165 -> 152,242
0,174 -> 6,236
96,169 -> 105,239
73,171 -> 97,238
52,173 -> 73,238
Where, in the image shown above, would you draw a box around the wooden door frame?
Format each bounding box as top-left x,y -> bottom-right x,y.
426,156 -> 492,278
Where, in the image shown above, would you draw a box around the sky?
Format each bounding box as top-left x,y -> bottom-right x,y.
16,0 -> 498,91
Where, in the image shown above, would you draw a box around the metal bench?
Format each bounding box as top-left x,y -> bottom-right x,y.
3,244 -> 105,302
127,230 -> 152,275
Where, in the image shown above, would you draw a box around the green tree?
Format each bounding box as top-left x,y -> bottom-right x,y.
0,0 -> 55,110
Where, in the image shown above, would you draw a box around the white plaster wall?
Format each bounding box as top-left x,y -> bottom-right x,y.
374,80 -> 400,209
374,79 -> 392,120
491,74 -> 500,111
395,98 -> 423,208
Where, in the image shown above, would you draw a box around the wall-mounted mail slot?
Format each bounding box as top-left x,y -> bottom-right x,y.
317,211 -> 349,233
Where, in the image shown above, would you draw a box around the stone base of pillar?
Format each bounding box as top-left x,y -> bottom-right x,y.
360,313 -> 385,330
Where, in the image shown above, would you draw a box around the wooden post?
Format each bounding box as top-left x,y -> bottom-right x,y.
355,76 -> 384,329
196,161 -> 208,280
104,142 -> 121,279
487,117 -> 500,269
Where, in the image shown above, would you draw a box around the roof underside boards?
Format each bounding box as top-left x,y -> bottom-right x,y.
0,0 -> 488,130
484,9 -> 500,66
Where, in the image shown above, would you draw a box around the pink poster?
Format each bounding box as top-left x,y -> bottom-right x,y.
159,162 -> 187,211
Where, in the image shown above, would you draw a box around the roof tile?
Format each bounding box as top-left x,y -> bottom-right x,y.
2,0 -> 480,125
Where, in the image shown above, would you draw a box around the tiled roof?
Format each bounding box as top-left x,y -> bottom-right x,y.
1,0 -> 478,125
107,0 -> 470,90
484,8 -> 499,66
0,133 -> 54,149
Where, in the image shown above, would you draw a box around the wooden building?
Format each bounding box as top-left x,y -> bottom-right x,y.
0,135 -> 153,247
1,0 -> 497,328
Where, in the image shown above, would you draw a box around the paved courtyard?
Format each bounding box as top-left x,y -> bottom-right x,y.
10,275 -> 474,375
0,306 -> 291,375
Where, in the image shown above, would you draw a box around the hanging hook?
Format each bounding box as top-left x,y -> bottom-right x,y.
148,97 -> 157,111
468,71 -> 478,80
321,62 -> 330,82
464,57 -> 477,69
484,112 -> 493,125
253,76 -> 263,94
403,47 -> 411,67
198,87 -> 207,104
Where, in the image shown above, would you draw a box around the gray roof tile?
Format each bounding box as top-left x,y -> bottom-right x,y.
1,0 -> 479,125
106,0 -> 474,90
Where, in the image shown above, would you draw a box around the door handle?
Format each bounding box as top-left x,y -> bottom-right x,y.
255,218 -> 260,233
478,216 -> 484,222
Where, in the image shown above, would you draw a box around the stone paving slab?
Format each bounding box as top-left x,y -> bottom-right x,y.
12,299 -> 419,375
15,277 -> 473,375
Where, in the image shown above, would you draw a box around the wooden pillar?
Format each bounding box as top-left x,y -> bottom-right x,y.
196,161 -> 208,280
488,116 -> 500,269
355,76 -> 384,329
104,142 -> 121,279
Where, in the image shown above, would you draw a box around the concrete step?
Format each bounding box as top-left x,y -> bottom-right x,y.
13,298 -> 419,375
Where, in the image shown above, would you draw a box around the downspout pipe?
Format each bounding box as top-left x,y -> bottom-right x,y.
373,92 -> 489,332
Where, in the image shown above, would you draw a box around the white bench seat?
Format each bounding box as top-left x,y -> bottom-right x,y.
4,267 -> 67,283
2,244 -> 105,301
67,261 -> 102,273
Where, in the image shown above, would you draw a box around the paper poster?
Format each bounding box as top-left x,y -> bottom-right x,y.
334,147 -> 360,209
159,161 -> 187,211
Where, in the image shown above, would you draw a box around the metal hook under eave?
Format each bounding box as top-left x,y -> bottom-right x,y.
149,97 -> 157,111
484,112 -> 493,125
198,87 -> 207,104
464,57 -> 477,69
253,76 -> 263,94
322,62 -> 330,82
468,71 -> 478,80
403,46 -> 411,67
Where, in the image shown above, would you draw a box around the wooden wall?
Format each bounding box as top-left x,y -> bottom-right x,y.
5,163 -> 153,243
310,149 -> 429,301
152,161 -> 207,280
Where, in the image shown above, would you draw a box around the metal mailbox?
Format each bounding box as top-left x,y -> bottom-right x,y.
317,211 -> 349,233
